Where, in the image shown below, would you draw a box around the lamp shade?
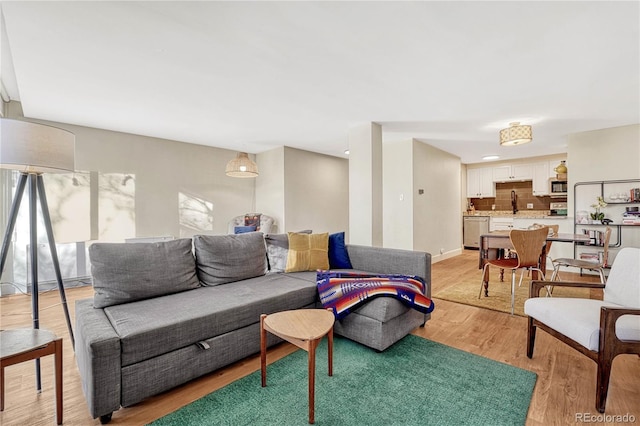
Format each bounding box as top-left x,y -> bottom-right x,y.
499,122 -> 532,146
0,118 -> 75,173
225,152 -> 258,178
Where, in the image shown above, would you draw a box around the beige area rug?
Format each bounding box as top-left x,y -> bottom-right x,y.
433,274 -> 593,317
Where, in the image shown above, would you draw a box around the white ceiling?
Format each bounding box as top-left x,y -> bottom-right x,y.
1,1 -> 638,164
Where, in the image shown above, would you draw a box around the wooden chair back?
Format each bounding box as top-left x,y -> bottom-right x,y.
509,227 -> 549,268
601,226 -> 612,267
533,223 -> 559,255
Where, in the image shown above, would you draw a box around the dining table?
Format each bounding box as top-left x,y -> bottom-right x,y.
479,230 -> 592,297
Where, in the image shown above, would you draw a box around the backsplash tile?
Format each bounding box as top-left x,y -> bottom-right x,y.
470,181 -> 563,211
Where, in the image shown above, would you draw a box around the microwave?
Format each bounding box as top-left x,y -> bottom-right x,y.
549,179 -> 568,197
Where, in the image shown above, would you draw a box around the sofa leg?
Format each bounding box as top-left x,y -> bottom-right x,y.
420,314 -> 427,327
100,413 -> 113,424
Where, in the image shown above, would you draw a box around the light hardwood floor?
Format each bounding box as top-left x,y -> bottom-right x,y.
1,249 -> 638,425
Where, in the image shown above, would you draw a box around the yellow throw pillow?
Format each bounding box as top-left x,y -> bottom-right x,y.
285,232 -> 329,272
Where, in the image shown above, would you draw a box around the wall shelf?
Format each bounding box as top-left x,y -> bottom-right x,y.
573,179 -> 640,262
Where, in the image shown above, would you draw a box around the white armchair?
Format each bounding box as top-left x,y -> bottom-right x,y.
524,247 -> 640,413
227,214 -> 276,235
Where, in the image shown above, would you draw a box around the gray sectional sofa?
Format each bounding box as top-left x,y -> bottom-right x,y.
74,232 -> 431,423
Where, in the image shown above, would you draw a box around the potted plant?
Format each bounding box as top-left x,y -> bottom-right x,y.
590,196 -> 607,223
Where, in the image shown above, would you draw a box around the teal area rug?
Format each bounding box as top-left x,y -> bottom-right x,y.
149,335 -> 536,426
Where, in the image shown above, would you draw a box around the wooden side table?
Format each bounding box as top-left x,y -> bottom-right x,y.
1,328 -> 63,425
260,309 -> 334,424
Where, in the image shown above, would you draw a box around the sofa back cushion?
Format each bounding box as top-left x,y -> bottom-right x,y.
90,238 -> 200,308
264,230 -> 312,272
193,232 -> 267,286
285,232 -> 329,272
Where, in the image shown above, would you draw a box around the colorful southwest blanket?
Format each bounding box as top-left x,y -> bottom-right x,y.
316,270 -> 435,320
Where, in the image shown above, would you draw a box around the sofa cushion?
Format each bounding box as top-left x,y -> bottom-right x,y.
194,233 -> 267,286
286,232 -> 329,272
264,231 -> 312,272
90,238 -> 200,308
328,232 -> 353,269
104,273 -> 318,366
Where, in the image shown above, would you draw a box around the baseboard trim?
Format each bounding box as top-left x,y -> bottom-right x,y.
432,248 -> 462,264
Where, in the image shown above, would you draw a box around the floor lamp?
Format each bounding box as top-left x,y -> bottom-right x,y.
0,118 -> 75,391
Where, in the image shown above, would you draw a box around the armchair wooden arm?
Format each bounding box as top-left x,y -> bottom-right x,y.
596,306 -> 640,412
530,280 -> 606,298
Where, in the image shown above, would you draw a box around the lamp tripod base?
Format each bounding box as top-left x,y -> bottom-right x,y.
0,172 -> 75,390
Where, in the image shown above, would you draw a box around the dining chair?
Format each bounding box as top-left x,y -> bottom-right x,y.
550,226 -> 612,284
478,226 -> 549,315
525,247 -> 640,413
532,222 -> 559,274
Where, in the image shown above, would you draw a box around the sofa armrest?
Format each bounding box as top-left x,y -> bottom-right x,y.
346,244 -> 431,297
75,298 -> 122,419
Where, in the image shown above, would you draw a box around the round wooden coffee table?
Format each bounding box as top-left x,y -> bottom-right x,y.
260,309 -> 334,424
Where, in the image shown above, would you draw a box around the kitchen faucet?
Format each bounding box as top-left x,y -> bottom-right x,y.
511,190 -> 518,214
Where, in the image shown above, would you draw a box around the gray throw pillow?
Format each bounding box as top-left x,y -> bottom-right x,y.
193,232 -> 267,286
90,238 -> 200,308
265,230 -> 312,272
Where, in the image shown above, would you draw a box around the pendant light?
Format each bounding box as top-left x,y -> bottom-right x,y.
225,152 -> 258,178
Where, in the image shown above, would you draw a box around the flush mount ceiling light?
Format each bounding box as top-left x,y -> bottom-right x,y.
482,155 -> 500,161
225,152 -> 258,178
499,122 -> 532,146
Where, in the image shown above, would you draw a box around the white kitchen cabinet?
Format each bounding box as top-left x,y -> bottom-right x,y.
532,162 -> 550,196
490,217 -> 514,231
467,167 -> 495,198
492,164 -> 533,182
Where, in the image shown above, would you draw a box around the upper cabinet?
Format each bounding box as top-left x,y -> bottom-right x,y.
467,167 -> 495,198
492,164 -> 533,182
532,162 -> 550,196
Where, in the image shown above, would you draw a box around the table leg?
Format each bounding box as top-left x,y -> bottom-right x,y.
327,328 -> 333,377
308,339 -> 319,424
54,339 -> 62,425
260,314 -> 267,387
482,266 -> 490,297
1,363 -> 4,412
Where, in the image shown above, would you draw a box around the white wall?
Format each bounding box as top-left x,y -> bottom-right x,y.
348,123 -> 383,246
382,139 -> 413,249
256,146 -> 285,233
412,140 -> 462,261
283,147 -> 349,234
568,124 -> 640,185
4,101 -> 254,240
381,138 -> 462,261
568,124 -> 640,253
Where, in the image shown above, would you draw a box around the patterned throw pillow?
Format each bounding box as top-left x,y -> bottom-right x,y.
285,232 -> 329,272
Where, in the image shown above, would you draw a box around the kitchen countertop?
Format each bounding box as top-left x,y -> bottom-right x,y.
463,210 -> 569,219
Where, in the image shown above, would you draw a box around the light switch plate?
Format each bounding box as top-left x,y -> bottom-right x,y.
527,203 -> 533,209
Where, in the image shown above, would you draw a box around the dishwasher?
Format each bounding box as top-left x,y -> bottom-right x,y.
463,216 -> 490,249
